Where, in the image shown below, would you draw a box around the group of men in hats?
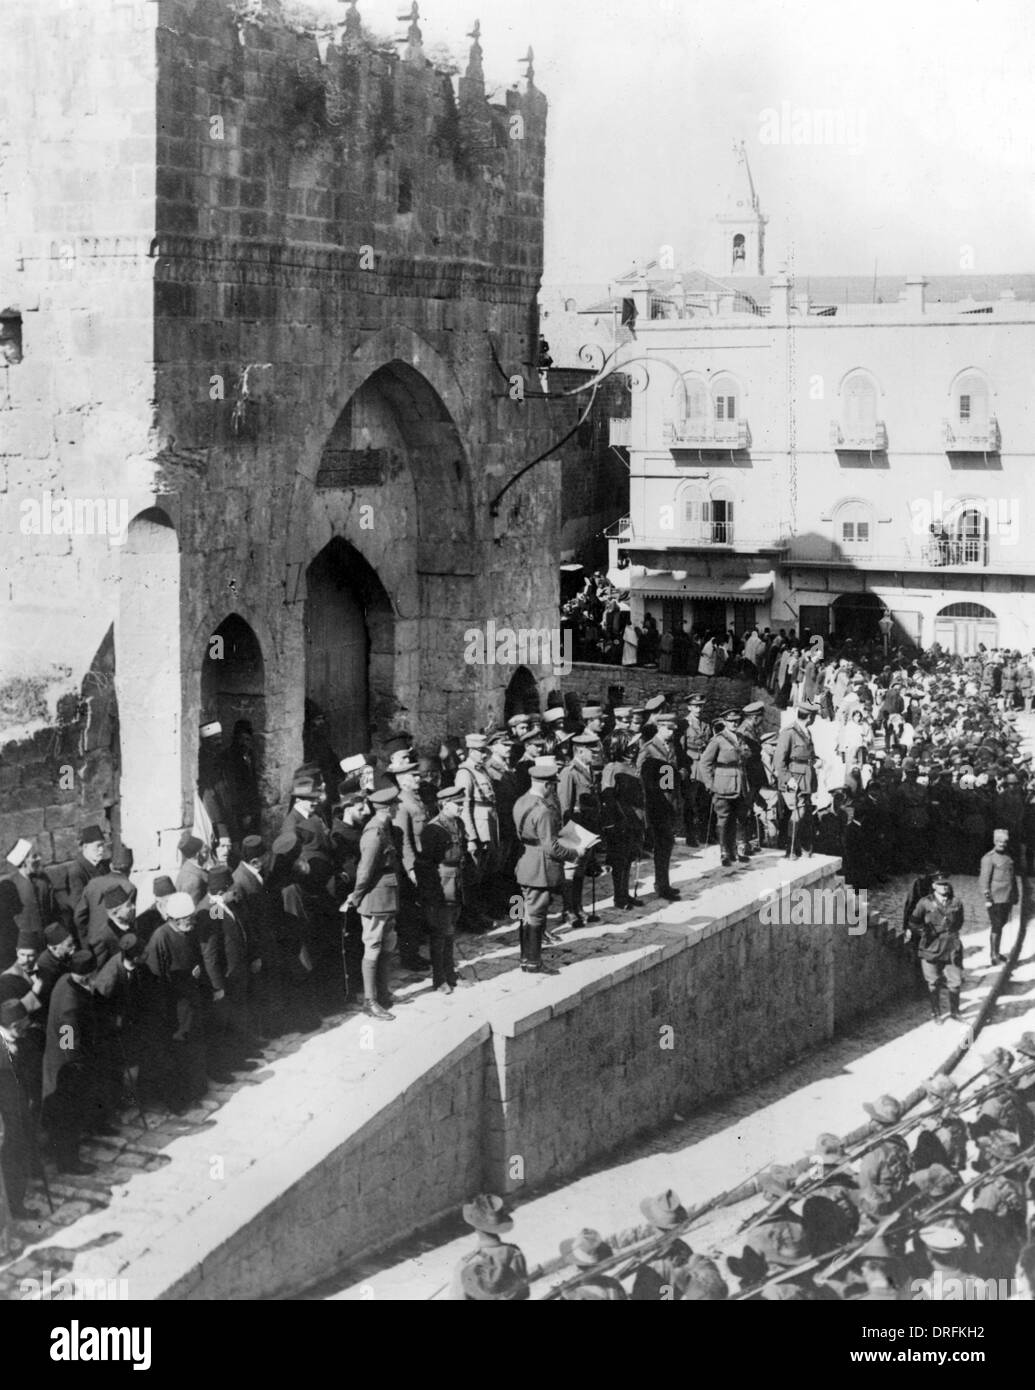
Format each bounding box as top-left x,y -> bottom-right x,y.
447,1030 -> 1035,1299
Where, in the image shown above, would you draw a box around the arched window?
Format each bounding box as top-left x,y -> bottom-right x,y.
956,505 -> 988,566
952,372 -> 988,428
675,375 -> 705,422
708,481 -> 735,543
833,499 -> 874,553
843,373 -> 877,437
711,373 -> 739,424
732,233 -> 746,266
680,483 -> 708,541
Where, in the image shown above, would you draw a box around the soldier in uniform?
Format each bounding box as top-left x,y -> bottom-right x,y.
391,753 -> 432,973
608,707 -> 635,757
739,701 -> 770,854
448,1194 -> 529,1301
455,733 -> 500,931
539,706 -> 566,755
420,786 -> 467,994
678,695 -> 711,847
580,704 -> 608,741
343,786 -> 402,1020
600,740 -> 642,909
700,709 -> 752,868
512,759 -> 582,972
979,828 -> 1018,966
637,713 -> 683,899
908,875 -> 965,1023
557,733 -> 604,930
774,701 -> 820,858
485,730 -> 520,918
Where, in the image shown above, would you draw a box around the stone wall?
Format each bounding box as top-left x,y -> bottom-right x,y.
555,662 -> 756,724
832,894 -> 924,1032
484,863 -> 839,1195
88,853 -> 926,1298
156,1022 -> 492,1301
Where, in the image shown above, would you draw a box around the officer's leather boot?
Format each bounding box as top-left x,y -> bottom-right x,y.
362,960 -> 393,1020
948,989 -> 961,1020
990,931 -> 1004,966
928,986 -> 943,1024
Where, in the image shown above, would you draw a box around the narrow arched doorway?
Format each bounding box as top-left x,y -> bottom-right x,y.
201,614 -> 266,740
305,538 -> 394,759
830,591 -> 884,643
504,666 -> 541,721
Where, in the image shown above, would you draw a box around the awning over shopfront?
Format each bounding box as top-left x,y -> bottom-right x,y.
629,569 -> 774,602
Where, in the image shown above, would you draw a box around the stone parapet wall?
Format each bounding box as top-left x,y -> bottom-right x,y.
69,853 -> 925,1299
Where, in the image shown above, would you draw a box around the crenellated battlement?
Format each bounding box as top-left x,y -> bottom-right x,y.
155,0 -> 547,269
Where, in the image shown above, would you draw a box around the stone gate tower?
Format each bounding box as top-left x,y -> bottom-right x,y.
0,0 -> 562,873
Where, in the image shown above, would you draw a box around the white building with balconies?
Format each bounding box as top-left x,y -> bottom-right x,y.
613,269 -> 1035,655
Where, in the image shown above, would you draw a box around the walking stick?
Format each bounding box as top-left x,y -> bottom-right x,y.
588,856 -> 600,924
116,1031 -> 149,1132
32,1115 -> 55,1216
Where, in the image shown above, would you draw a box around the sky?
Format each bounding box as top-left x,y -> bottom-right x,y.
311,0 -> 1035,284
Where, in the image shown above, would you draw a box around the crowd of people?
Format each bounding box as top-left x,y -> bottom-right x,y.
448,1034 -> 1035,1298
0,638 -> 1031,1245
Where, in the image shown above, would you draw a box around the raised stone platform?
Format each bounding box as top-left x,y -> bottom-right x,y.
17,843 -> 916,1301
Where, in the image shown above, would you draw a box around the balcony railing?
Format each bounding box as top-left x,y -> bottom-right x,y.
663,418 -> 750,449
609,417 -> 632,447
830,420 -> 888,450
943,417 -> 1000,452
603,514 -> 631,541
920,539 -> 989,568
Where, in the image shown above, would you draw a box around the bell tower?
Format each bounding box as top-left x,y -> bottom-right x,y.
715,140 -> 766,275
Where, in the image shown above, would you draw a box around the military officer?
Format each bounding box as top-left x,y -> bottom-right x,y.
455,733 -> 500,930
774,701 -> 820,858
391,753 -> 433,973
343,786 -> 402,1020
608,706 -> 635,757
512,760 -> 582,972
908,875 -> 965,1023
978,828 -> 1018,966
420,786 -> 467,994
539,706 -> 567,755
637,712 -> 682,900
700,709 -> 752,867
557,733 -> 604,930
485,729 -> 520,916
678,695 -> 711,847
739,701 -> 770,853
580,703 -> 608,740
